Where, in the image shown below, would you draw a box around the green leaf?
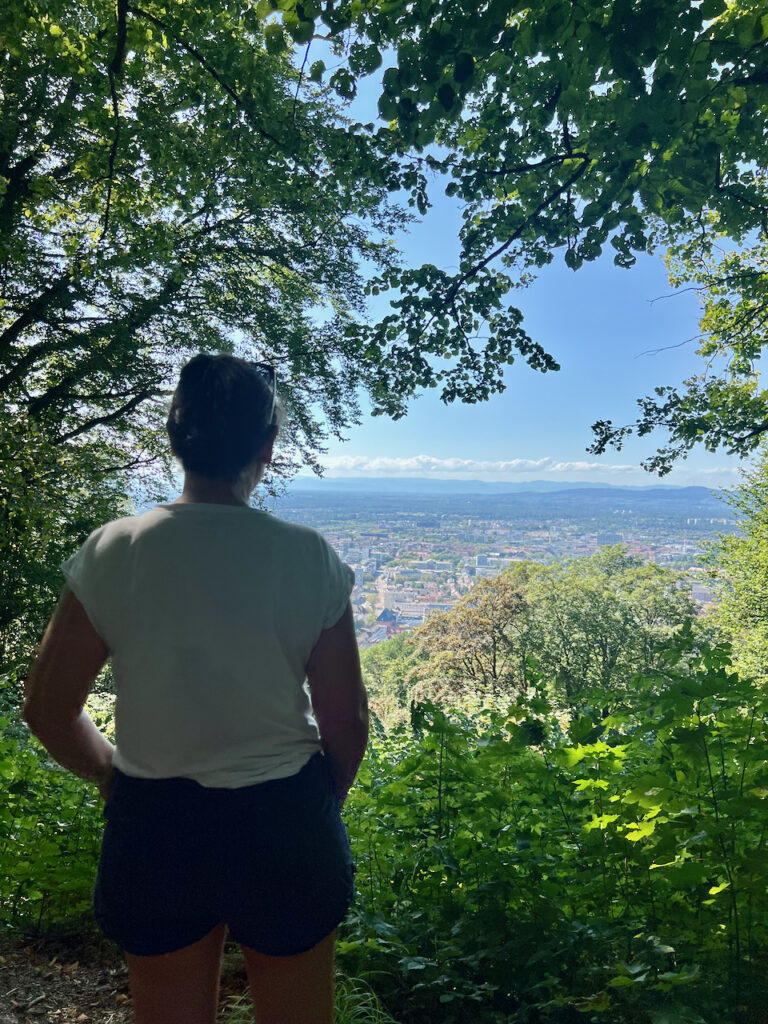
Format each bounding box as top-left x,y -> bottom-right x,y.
378,94 -> 399,120
437,83 -> 456,111
330,69 -> 356,99
264,23 -> 287,53
624,820 -> 656,841
453,53 -> 474,83
349,42 -> 382,75
284,15 -> 314,42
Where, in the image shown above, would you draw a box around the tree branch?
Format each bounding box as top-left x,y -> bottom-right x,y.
103,0 -> 129,238
0,79 -> 80,238
731,70 -> 768,87
56,389 -> 157,442
127,4 -> 284,149
293,42 -> 311,126
24,273 -> 183,418
0,273 -> 74,357
446,156 -> 591,305
733,421 -> 768,446
482,151 -> 589,178
101,452 -> 159,474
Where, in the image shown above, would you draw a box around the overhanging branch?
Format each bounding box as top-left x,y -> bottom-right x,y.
56,389 -> 157,442
102,0 -> 129,238
128,4 -> 285,149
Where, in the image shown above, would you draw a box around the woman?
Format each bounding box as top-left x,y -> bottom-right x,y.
22,353 -> 369,1024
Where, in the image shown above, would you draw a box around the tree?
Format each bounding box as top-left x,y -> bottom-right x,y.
0,1 -> 407,470
526,547 -> 697,705
703,447 -> 768,684
0,0 -> 406,666
0,416 -> 132,674
412,550 -> 696,707
307,0 -> 768,464
590,202 -> 768,472
6,1 -> 768,495
411,564 -> 537,698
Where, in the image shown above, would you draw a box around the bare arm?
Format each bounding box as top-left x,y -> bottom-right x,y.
23,587 -> 115,798
306,602 -> 368,806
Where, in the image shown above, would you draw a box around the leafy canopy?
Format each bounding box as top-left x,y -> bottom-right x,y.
4,0 -> 768,665
4,0 -> 768,483
405,548 -> 697,707
302,0 -> 768,465
0,0 -> 405,661
703,445 -> 768,683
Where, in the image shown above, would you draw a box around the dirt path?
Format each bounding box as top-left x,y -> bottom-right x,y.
0,933 -> 251,1023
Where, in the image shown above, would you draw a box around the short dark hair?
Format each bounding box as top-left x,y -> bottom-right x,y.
166,354 -> 277,480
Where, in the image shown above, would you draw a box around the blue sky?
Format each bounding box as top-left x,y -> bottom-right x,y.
291,67 -> 749,490
307,198 -> 745,489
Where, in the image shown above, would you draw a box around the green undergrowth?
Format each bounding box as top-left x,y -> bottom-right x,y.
340,630 -> 768,1023
222,975 -> 400,1024
2,630 -> 767,1022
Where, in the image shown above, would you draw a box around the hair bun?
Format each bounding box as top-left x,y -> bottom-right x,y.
166,354 -> 276,480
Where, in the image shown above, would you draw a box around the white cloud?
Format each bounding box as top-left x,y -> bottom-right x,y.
310,454 -> 743,487
319,454 -> 636,477
546,460 -> 636,474
321,455 -> 554,475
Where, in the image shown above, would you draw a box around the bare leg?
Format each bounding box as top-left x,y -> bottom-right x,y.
240,928 -> 337,1024
125,922 -> 227,1024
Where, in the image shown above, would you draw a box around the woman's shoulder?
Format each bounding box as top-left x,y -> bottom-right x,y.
262,513 -> 333,550
99,506 -> 342,569
78,511 -> 143,546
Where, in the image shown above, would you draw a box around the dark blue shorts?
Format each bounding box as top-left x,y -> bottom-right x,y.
94,752 -> 355,957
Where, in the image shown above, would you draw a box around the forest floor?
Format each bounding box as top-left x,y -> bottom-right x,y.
0,931 -> 252,1023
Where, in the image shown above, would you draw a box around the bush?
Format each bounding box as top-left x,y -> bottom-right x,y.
341,630 -> 768,1023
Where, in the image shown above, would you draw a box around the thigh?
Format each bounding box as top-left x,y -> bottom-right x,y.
240,927 -> 336,1024
126,921 -> 228,1024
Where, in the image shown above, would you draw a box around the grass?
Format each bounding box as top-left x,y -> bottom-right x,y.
221,973 -> 400,1024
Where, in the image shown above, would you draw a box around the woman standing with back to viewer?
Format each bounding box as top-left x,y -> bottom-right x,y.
23,353 -> 369,1024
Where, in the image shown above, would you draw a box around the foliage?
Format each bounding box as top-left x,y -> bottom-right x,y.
4,630 -> 766,1022
360,633 -> 423,728
223,975 -> 401,1024
410,548 -> 697,708
4,0 -> 768,684
3,1 -> 768,547
0,0 -> 405,677
590,196 -> 768,471
702,447 -> 768,685
0,685 -> 114,934
0,415 -> 133,676
409,566 -> 534,698
0,0 -> 404,465
296,0 -> 768,465
342,632 -> 768,1023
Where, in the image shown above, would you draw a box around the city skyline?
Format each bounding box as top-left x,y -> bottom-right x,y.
273,484 -> 730,646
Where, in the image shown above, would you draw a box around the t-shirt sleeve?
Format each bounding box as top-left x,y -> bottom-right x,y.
59,525 -> 114,645
321,540 -> 355,631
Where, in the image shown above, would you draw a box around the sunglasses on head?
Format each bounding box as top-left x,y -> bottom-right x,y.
248,361 -> 277,425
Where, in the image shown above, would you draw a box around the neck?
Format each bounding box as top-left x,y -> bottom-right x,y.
176,470 -> 257,506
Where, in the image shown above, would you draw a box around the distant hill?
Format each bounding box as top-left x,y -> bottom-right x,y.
274,479 -> 733,521
288,476 -> 726,498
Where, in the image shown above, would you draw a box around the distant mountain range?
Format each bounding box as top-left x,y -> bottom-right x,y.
274,477 -> 734,520
289,476 -> 727,497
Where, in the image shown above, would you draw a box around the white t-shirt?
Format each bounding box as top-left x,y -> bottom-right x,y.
60,503 -> 355,788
